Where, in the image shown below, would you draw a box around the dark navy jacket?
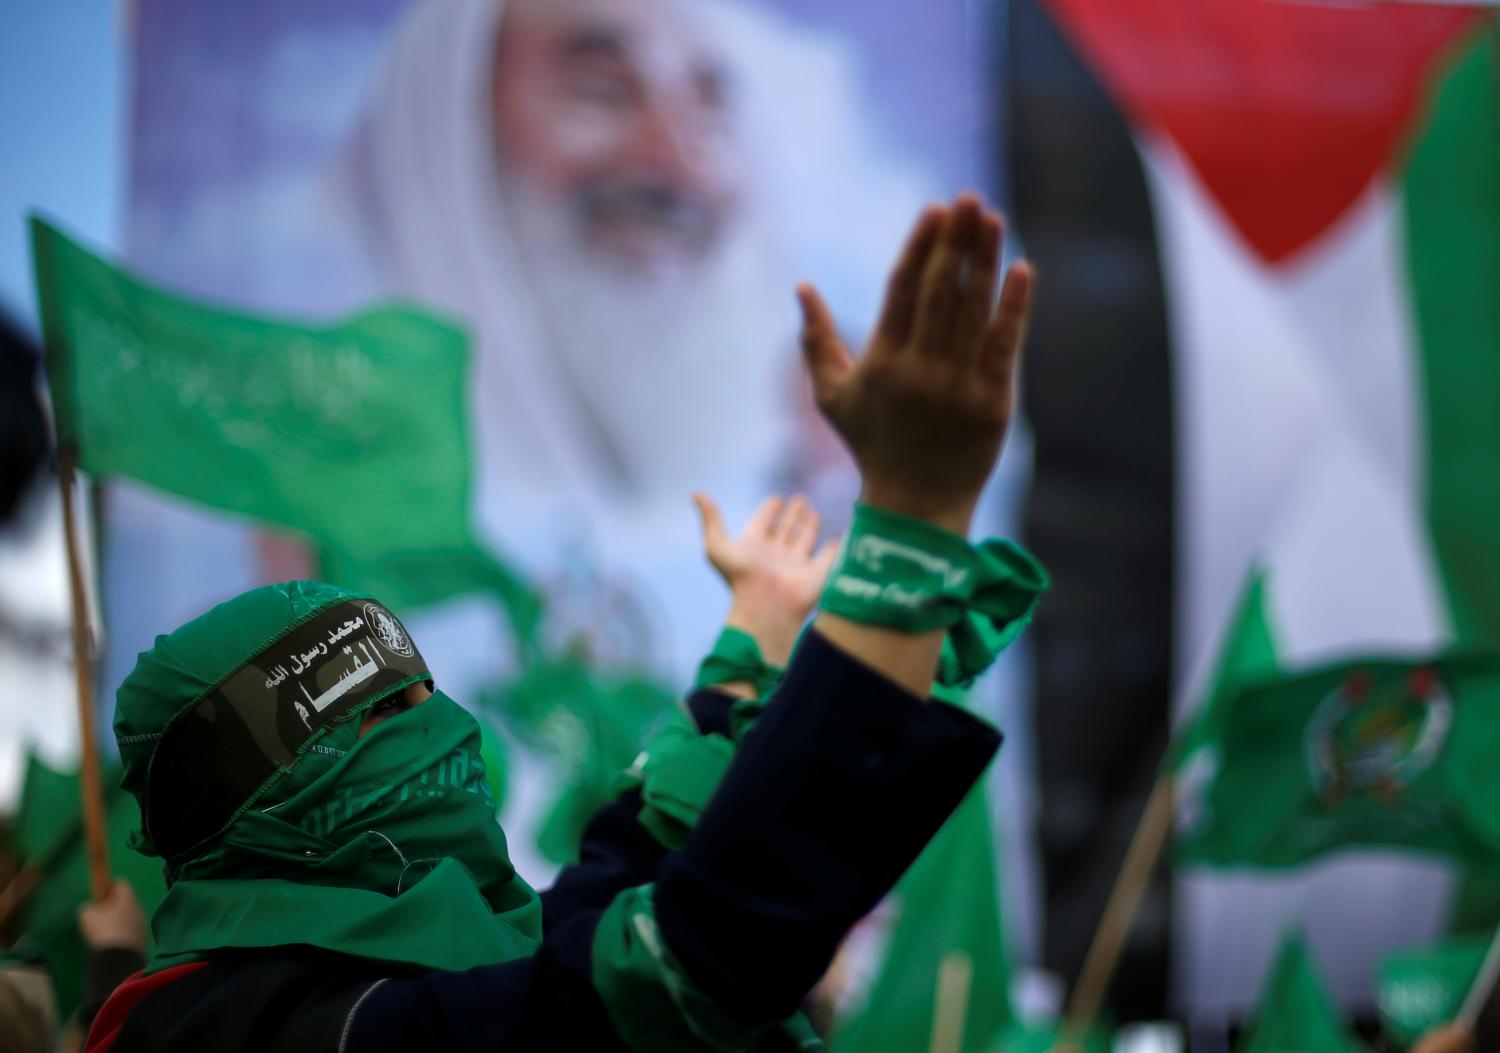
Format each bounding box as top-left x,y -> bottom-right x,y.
90,631 -> 1001,1052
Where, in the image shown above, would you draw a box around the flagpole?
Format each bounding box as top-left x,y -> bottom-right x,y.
56,446 -> 111,902
0,865 -> 41,930
928,950 -> 974,1053
1055,774 -> 1176,1052
1457,919 -> 1500,1030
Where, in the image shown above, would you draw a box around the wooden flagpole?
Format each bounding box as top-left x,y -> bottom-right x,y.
1053,774 -> 1176,1052
0,865 -> 41,931
928,950 -> 974,1053
1457,918 -> 1500,1031
56,446 -> 110,902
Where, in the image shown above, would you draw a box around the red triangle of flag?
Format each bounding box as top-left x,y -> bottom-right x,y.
1043,0 -> 1481,264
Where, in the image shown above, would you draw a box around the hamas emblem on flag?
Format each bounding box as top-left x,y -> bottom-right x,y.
363,602 -> 415,657
1305,666 -> 1453,805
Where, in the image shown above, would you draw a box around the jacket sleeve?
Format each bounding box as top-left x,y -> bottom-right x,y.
537,687 -> 740,932
343,629 -> 1000,1053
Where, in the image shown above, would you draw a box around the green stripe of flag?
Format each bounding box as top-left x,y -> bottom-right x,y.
1405,28 -> 1500,646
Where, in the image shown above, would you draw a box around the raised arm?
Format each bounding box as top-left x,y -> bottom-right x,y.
343,196 -> 1040,1053
800,195 -> 1033,694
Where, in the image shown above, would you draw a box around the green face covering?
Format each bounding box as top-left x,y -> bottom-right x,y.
116,582 -> 540,974
149,693 -> 540,972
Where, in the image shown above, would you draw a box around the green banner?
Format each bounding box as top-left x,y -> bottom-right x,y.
8,754 -> 167,1023
834,785 -> 1014,1053
1375,937 -> 1489,1048
31,216 -> 537,637
1177,652 -> 1500,868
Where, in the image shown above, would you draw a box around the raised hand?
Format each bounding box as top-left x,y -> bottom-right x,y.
797,194 -> 1033,534
694,492 -> 839,668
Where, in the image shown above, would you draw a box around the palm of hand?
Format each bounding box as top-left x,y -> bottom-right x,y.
695,493 -> 839,625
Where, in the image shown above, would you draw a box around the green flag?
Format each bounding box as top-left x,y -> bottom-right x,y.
8,753 -> 167,1022
479,652 -> 675,863
834,785 -> 1013,1053
1173,433 -> 1500,867
1176,646 -> 1500,867
1374,937 -> 1489,1048
1239,933 -> 1363,1053
30,216 -> 538,638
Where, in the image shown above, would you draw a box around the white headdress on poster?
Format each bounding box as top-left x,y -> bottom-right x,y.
315,0 -> 930,529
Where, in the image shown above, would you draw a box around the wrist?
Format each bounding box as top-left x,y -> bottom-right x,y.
724,591 -> 804,668
857,483 -> 976,536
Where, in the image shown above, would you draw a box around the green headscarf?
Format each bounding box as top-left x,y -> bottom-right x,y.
115,581 -> 540,974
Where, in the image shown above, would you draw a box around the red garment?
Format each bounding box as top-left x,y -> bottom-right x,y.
84,963 -> 209,1053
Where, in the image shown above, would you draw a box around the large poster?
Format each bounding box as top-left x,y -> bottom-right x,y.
114,0 -> 989,877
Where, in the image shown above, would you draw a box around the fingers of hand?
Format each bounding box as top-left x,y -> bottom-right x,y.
951,211 -> 1003,360
780,497 -> 820,555
911,193 -> 984,358
872,205 -> 946,351
744,494 -> 784,542
797,283 -> 854,411
980,260 -> 1035,389
768,494 -> 805,543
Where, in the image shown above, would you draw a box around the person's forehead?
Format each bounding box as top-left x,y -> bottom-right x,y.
505,0 -> 726,79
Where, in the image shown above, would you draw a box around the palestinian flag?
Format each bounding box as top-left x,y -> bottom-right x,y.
1010,0 -> 1500,1018
1026,1 -> 1498,680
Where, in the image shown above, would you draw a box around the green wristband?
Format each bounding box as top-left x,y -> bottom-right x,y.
822,503 -> 1049,685
693,626 -> 784,700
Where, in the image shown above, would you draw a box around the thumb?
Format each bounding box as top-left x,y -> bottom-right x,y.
796,283 -> 853,411
692,492 -> 728,554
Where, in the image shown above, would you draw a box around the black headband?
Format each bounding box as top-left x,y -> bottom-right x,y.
143,599 -> 429,862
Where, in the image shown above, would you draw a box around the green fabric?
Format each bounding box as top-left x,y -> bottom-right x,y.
1172,569 -> 1279,765
985,1023 -> 1110,1053
1375,937 -> 1489,1048
481,653 -> 676,863
30,217 -> 538,639
114,581 -> 538,974
1405,30 -> 1500,649
1176,650 -> 1500,867
1238,934 -> 1363,1053
1402,29 -> 1500,948
592,886 -> 823,1053
695,627 -> 784,700
833,786 -> 1013,1053
148,691 -> 540,972
821,506 -> 1048,640
8,754 -> 167,1023
622,723 -> 736,851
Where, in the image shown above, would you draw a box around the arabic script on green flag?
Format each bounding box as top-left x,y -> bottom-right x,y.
1375,937 -> 1489,1048
30,216 -> 537,638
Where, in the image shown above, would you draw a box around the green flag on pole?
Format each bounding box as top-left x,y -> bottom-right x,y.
1238,933 -> 1364,1053
1173,426 -> 1500,868
8,753 -> 167,1022
1177,644 -> 1500,867
833,784 -> 1014,1053
30,215 -> 538,638
1374,937 -> 1489,1048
